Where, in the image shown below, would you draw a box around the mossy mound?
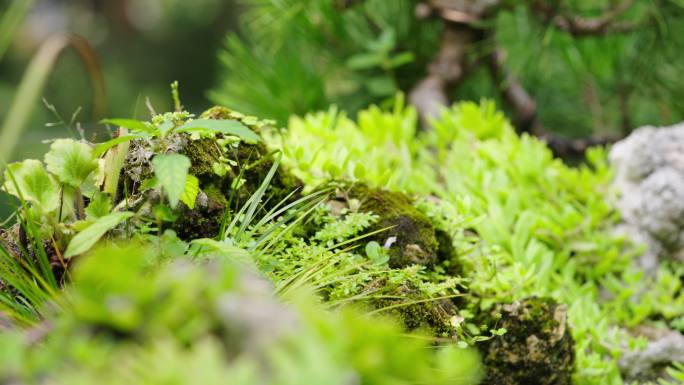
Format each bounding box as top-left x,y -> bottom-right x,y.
371,280 -> 458,336
120,106 -> 301,240
477,297 -> 575,385
327,182 -> 455,269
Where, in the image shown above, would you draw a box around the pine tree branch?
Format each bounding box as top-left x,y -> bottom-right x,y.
531,0 -> 640,36
487,46 -> 620,158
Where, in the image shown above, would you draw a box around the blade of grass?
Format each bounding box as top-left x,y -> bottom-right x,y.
366,293 -> 465,316
249,195 -> 326,252
225,152 -> 281,240
237,152 -> 281,237
248,187 -> 333,236
254,196 -> 324,255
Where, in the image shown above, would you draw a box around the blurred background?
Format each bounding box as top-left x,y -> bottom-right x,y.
0,0 -> 240,160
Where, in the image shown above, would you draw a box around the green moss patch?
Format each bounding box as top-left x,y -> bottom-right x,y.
477,297 -> 575,385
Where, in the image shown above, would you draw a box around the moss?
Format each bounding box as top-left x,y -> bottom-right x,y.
434,228 -> 463,277
330,182 -> 442,268
116,105 -> 302,241
199,106 -> 274,135
172,184 -> 227,240
199,106 -> 302,211
370,281 -> 458,336
182,138 -> 222,178
476,297 -> 575,385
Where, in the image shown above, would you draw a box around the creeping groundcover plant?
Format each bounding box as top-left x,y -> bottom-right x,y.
1,91 -> 683,384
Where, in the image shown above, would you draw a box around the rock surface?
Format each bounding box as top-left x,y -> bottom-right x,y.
619,327 -> 684,383
477,297 -> 575,385
609,123 -> 684,271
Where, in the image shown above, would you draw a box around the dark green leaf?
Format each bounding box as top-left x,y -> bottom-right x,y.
153,154 -> 191,208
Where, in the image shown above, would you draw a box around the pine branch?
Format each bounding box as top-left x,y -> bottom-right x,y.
531,0 -> 641,36
488,46 -> 620,157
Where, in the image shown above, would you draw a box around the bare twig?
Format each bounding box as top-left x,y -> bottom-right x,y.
538,131 -> 620,159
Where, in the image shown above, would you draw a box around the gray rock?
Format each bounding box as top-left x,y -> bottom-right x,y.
619,328 -> 684,382
609,122 -> 684,271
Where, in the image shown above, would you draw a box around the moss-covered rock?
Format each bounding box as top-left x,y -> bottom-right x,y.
120,105 -> 301,240
371,280 -> 458,336
327,182 -> 454,269
477,297 -> 575,385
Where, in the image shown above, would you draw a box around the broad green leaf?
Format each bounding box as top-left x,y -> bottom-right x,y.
44,139 -> 99,188
388,52 -> 414,68
85,192 -> 112,219
180,174 -> 199,209
2,159 -> 59,212
347,52 -> 382,70
100,119 -> 157,135
365,241 -> 389,265
80,160 -> 104,199
175,119 -> 261,143
152,154 -> 191,208
64,211 -> 133,258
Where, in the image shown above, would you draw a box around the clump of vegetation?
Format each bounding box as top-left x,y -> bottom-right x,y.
268,98 -> 684,384
1,89 -> 683,384
214,0 -> 684,141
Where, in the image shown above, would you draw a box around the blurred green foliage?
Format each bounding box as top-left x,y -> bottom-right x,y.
1,96 -> 682,383
0,0 -> 240,161
213,0 -> 684,137
0,244 -> 483,385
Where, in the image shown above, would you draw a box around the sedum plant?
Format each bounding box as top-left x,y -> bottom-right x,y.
266,97 -> 684,385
